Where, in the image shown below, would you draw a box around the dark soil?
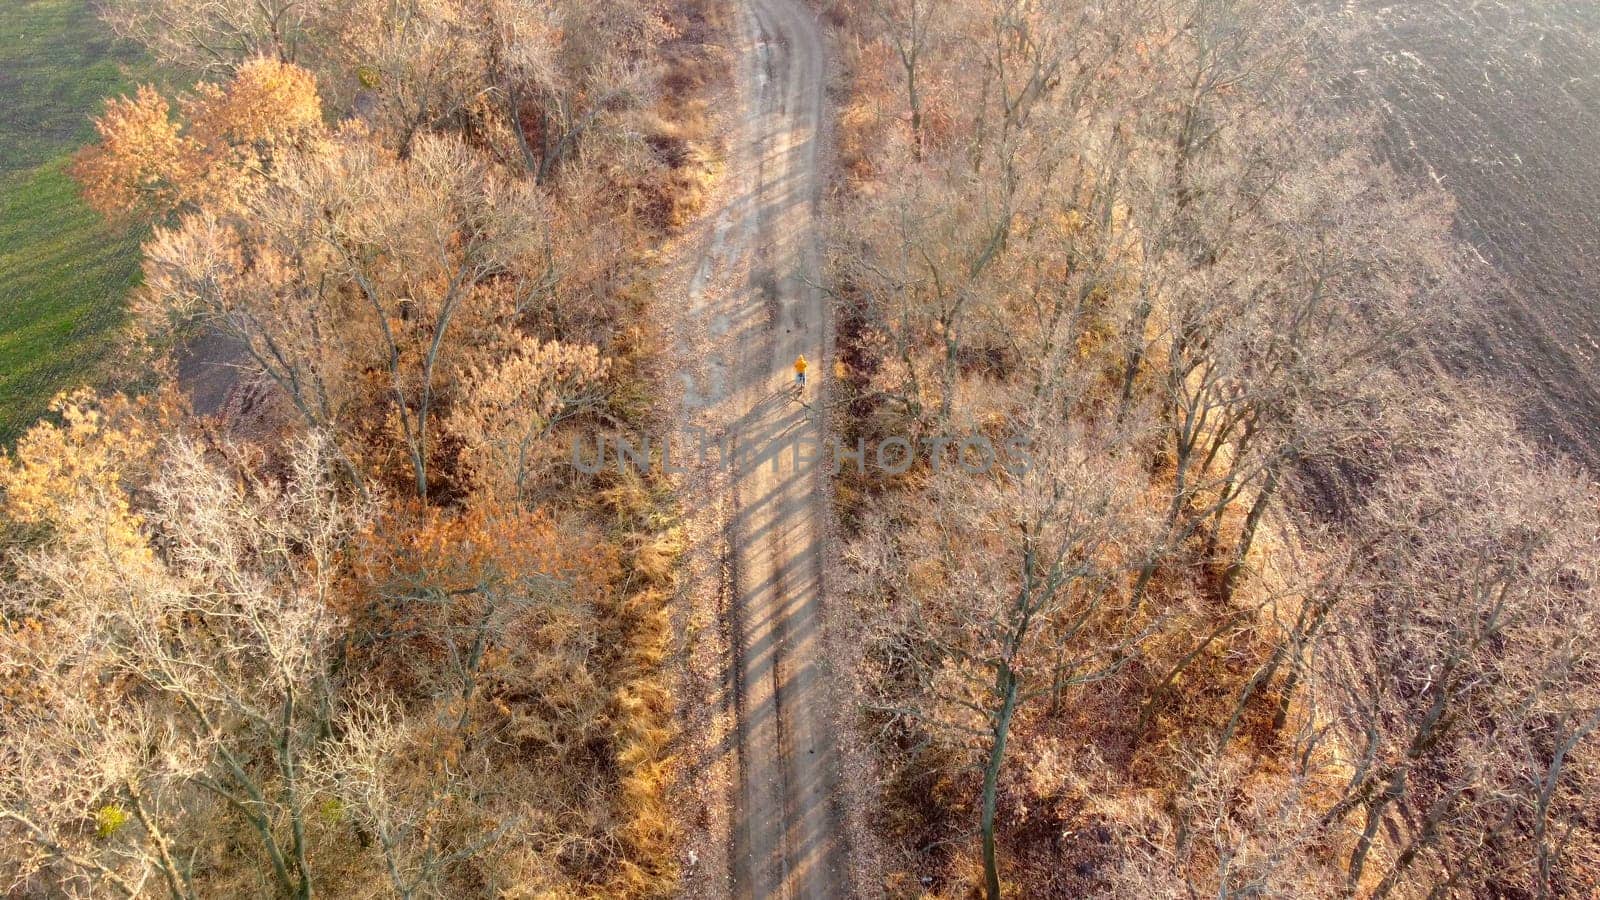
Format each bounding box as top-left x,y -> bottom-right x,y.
1319,1 -> 1600,468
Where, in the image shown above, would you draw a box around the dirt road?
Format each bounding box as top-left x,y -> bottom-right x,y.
671,0 -> 844,896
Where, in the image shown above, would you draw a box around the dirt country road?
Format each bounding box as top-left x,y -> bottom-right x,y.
672,0 -> 845,896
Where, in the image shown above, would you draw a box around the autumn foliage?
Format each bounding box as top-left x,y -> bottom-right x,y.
73,58 -> 322,218
2,0 -> 729,895
822,0 -> 1600,897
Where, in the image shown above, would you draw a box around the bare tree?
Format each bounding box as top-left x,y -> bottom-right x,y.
103,0 -> 319,75
857,404 -> 1160,897
139,133 -> 546,497
1109,747 -> 1340,898
318,690 -> 517,899
1,417 -> 366,898
1311,414 -> 1600,895
867,0 -> 945,159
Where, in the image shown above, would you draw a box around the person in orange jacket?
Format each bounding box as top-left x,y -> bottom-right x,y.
794,354 -> 809,387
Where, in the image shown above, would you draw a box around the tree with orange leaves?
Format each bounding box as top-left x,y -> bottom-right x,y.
445,335 -> 609,505
326,497 -> 654,893
74,58 -> 323,220
135,131 -> 547,498
341,499 -> 618,737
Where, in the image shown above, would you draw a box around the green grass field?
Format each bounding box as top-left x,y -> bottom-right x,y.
0,0 -> 154,443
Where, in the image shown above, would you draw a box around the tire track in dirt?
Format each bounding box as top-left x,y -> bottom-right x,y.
670,0 -> 845,896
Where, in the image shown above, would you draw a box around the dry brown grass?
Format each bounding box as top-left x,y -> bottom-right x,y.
600,517 -> 686,897
580,0 -> 735,862
636,0 -> 735,232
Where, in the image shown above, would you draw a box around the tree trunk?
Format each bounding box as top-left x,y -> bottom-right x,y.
1220,462 -> 1280,602
1349,768 -> 1406,889
126,782 -> 193,900
1115,294 -> 1152,421
982,666 -> 1020,900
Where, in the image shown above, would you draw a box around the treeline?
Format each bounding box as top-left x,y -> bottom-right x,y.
0,0 -> 729,896
821,0 -> 1600,896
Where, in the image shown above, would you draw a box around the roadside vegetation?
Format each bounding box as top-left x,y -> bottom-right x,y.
821,0 -> 1600,896
7,0 -> 1598,897
1,0 -> 729,896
